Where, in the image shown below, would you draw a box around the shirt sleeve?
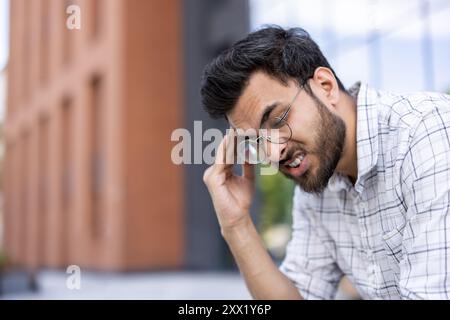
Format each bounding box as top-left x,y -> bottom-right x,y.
279,186 -> 343,300
399,107 -> 450,299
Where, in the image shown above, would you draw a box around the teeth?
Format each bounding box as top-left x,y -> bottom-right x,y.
288,158 -> 300,168
288,154 -> 305,168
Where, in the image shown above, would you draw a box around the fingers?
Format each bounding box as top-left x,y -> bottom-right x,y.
213,129 -> 236,172
213,129 -> 255,181
204,130 -> 237,189
242,161 -> 255,181
204,129 -> 256,192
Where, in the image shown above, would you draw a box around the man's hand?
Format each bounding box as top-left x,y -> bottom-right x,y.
203,130 -> 255,231
203,129 -> 302,300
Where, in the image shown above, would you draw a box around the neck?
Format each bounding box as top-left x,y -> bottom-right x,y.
335,93 -> 358,184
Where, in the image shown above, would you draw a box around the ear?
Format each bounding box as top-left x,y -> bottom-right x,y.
311,67 -> 340,105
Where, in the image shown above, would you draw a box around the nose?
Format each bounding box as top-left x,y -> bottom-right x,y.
265,142 -> 287,164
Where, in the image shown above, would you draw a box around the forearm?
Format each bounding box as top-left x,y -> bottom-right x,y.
222,215 -> 303,300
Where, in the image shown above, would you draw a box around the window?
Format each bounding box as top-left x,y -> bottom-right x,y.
40,0 -> 50,83
38,117 -> 49,264
89,76 -> 103,239
61,98 -> 72,212
89,0 -> 102,39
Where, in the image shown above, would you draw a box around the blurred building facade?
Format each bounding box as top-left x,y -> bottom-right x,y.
3,0 -> 249,272
0,65 -> 5,249
250,0 -> 450,93
5,0 -> 186,271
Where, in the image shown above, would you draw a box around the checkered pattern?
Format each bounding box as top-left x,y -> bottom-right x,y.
279,82 -> 450,299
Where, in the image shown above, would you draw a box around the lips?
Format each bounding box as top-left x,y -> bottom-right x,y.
283,151 -> 306,168
287,154 -> 305,168
282,151 -> 309,177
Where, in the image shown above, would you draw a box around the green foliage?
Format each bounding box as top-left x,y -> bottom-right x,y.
257,169 -> 295,233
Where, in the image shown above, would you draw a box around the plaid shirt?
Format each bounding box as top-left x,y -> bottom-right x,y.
279,82 -> 450,299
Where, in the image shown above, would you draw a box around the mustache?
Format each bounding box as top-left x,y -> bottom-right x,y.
279,143 -> 309,166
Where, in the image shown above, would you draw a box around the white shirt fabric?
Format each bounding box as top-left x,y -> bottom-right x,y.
279,82 -> 450,299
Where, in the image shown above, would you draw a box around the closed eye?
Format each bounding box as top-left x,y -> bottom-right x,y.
278,107 -> 290,121
271,107 -> 290,128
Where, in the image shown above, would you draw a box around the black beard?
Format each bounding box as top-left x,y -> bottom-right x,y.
281,92 -> 346,195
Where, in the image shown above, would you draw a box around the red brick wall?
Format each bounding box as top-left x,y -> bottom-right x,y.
4,0 -> 184,271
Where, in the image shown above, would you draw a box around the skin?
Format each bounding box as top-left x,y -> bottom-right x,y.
203,67 -> 358,299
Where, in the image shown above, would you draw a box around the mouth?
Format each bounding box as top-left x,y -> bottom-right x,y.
282,151 -> 309,177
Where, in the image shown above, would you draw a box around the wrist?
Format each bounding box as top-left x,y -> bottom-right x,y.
221,214 -> 255,243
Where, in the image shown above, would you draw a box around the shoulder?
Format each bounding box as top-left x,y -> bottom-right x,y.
375,89 -> 450,168
377,89 -> 450,133
400,93 -> 450,183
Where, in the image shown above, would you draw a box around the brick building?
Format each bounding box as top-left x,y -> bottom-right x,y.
3,0 -> 249,272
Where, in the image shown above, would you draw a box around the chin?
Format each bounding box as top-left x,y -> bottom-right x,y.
290,163 -> 333,195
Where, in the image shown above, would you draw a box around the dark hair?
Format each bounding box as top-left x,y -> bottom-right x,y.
200,25 -> 346,119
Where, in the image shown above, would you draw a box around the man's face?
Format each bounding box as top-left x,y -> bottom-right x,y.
228,71 -> 346,194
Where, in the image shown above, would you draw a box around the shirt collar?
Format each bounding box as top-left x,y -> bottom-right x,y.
327,82 -> 380,194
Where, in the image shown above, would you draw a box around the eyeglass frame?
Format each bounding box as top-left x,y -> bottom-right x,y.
236,83 -> 305,164
254,83 -> 304,146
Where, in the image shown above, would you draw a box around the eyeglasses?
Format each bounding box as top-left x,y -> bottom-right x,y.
238,86 -> 303,164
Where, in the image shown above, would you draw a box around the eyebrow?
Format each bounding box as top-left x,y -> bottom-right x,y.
259,102 -> 279,128
226,102 -> 281,132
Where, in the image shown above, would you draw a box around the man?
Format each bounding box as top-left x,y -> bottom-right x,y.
201,26 -> 450,299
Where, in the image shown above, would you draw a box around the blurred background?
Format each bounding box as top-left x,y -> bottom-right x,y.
0,0 -> 449,299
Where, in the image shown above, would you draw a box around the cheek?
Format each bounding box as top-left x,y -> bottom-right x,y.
289,110 -> 320,147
